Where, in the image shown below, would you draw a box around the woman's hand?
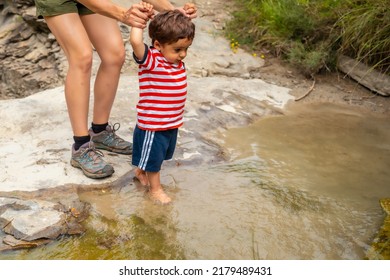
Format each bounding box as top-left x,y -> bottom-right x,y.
123,2 -> 154,28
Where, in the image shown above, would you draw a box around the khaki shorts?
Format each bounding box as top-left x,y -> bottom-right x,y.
34,0 -> 94,18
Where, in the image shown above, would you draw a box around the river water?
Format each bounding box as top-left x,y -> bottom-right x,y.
1,102 -> 389,260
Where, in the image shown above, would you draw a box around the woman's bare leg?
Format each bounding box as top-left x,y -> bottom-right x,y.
81,14 -> 125,125
45,13 -> 93,137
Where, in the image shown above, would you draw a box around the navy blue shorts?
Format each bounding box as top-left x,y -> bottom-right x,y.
132,126 -> 178,172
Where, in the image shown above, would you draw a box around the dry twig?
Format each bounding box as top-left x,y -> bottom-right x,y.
295,79 -> 316,101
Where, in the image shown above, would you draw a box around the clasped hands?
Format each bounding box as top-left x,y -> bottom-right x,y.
124,1 -> 197,28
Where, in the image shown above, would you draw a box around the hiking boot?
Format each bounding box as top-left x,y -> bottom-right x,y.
70,141 -> 114,179
89,123 -> 132,155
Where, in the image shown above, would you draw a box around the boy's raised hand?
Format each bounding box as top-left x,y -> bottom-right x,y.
141,1 -> 155,19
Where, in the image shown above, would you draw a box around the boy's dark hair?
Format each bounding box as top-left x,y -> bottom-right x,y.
149,10 -> 195,45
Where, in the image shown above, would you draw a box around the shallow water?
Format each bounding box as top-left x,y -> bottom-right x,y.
1,103 -> 390,260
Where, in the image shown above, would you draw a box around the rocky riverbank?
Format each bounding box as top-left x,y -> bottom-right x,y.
0,0 -> 388,258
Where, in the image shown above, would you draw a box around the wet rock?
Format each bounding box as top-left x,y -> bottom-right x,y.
2,234 -> 51,250
0,196 -> 88,250
1,204 -> 66,241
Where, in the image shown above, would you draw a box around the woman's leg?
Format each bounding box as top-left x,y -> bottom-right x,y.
79,14 -> 132,155
45,13 -> 114,179
80,14 -> 125,125
45,13 -> 93,137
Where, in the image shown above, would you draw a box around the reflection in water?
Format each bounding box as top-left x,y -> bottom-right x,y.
223,102 -> 390,207
1,103 -> 389,260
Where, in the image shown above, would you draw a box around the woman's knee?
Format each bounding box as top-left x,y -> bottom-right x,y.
68,49 -> 93,72
100,45 -> 126,68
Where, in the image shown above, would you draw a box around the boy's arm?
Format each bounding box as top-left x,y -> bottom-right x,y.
130,2 -> 153,61
130,27 -> 147,61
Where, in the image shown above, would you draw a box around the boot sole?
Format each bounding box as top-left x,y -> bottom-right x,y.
70,159 -> 114,179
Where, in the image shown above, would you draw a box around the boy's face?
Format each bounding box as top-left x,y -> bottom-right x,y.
154,38 -> 193,65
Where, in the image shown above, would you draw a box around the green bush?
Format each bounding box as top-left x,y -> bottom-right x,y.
336,0 -> 390,74
226,0 -> 389,77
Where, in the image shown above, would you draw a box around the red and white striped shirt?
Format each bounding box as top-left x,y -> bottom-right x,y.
134,46 -> 187,131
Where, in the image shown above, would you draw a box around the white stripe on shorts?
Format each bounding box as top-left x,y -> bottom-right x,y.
139,130 -> 155,170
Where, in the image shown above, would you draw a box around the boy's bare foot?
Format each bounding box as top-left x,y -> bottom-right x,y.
148,189 -> 172,204
135,168 -> 149,186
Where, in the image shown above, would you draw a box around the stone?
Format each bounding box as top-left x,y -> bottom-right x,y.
0,0 -> 65,97
0,197 -> 87,243
338,55 -> 390,97
1,235 -> 51,251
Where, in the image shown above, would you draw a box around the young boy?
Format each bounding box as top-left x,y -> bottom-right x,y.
130,4 -> 196,204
